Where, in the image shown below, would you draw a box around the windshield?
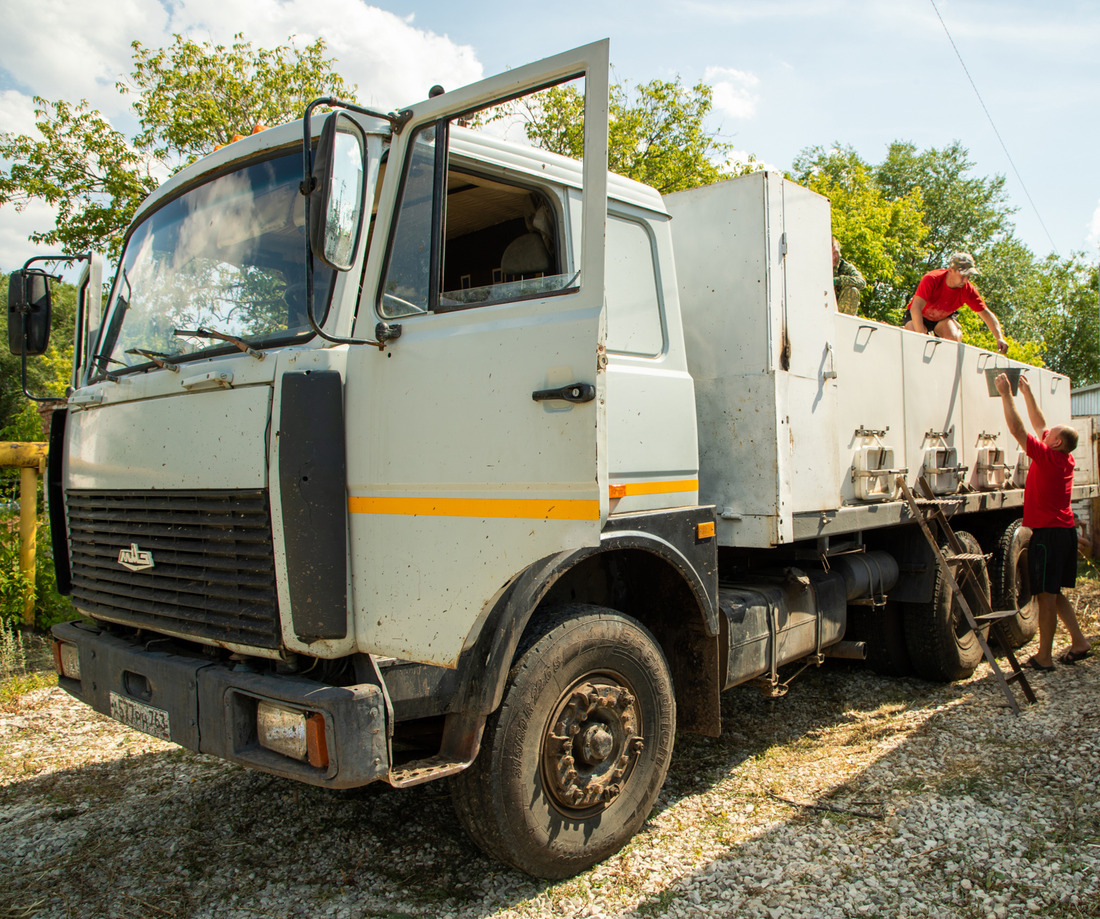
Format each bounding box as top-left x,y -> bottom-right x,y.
94,150 -> 335,375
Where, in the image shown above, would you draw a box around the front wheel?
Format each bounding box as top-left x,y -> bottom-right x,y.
450,605 -> 676,879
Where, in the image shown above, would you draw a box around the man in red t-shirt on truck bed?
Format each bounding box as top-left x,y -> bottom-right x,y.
905,252 -> 1009,354
996,371 -> 1093,670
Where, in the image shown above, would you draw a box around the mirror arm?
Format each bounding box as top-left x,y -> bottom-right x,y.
20,318 -> 57,403
300,99 -> 392,351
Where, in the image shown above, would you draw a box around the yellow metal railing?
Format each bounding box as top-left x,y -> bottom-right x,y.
1,442 -> 47,625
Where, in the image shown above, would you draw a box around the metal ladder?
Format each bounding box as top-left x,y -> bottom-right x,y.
896,475 -> 1037,713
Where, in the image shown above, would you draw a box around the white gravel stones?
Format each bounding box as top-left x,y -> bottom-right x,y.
1,622 -> 1097,919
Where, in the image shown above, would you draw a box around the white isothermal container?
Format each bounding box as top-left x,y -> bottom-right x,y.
664,172 -> 1076,549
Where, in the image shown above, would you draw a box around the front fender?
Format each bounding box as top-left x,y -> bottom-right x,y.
453,506 -> 718,718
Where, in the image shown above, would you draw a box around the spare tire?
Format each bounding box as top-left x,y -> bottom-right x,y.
989,519 -> 1037,649
904,530 -> 991,682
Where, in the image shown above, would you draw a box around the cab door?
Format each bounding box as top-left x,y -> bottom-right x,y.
344,41 -> 610,665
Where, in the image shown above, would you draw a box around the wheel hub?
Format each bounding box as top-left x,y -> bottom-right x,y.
544,679 -> 643,811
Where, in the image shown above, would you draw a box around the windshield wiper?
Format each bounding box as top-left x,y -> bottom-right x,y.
89,353 -> 124,383
173,326 -> 265,361
125,347 -> 181,373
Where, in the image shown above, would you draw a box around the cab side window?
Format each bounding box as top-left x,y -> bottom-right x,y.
380,124 -> 575,318
605,215 -> 664,356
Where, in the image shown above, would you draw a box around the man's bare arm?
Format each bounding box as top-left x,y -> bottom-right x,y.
909,296 -> 927,333
1019,375 -> 1046,435
980,308 -> 1009,355
996,373 -> 1027,448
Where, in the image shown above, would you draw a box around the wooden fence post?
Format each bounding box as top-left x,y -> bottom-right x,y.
1,442 -> 48,626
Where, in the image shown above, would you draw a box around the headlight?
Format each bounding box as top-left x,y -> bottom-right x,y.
256,701 -> 328,768
52,640 -> 81,680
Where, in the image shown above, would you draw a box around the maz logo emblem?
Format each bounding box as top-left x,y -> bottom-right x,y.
118,543 -> 155,572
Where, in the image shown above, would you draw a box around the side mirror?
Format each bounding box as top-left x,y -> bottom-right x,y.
7,269 -> 51,356
309,113 -> 367,272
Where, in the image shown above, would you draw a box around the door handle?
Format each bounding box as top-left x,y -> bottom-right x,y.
532,383 -> 596,404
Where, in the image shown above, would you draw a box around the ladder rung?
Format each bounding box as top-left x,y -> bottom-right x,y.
975,609 -> 1020,622
945,553 -> 988,562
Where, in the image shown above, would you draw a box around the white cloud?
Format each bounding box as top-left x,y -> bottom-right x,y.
1,1 -> 483,115
0,90 -> 43,137
1,0 -> 168,118
0,0 -> 485,269
1089,198 -> 1100,255
705,66 -> 760,120
157,0 -> 483,110
0,199 -> 57,273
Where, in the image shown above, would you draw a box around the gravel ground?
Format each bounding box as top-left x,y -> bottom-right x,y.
1,598 -> 1098,919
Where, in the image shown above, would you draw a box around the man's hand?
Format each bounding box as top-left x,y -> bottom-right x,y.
996,337 -> 1009,355
994,372 -> 1012,396
1018,374 -> 1031,396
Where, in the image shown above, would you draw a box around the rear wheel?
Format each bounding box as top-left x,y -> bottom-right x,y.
904,530 -> 991,682
989,519 -> 1037,649
450,604 -> 676,879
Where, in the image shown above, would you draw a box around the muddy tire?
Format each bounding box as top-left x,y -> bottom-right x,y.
904,531 -> 991,682
450,605 -> 676,879
989,519 -> 1037,649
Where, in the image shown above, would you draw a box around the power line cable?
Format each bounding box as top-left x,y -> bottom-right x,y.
929,0 -> 1060,255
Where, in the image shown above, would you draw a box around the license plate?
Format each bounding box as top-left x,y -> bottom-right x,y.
109,692 -> 171,741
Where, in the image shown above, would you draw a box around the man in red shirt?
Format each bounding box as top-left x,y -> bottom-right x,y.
905,252 -> 1009,354
996,372 -> 1092,669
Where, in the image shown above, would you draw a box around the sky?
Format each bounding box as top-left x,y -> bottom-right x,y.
1,0 -> 1099,273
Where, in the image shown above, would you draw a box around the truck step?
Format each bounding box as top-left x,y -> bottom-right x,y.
388,755 -> 472,788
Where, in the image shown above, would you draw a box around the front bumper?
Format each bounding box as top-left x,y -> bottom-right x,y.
52,620 -> 389,788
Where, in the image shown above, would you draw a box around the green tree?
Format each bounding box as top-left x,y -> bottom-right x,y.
0,35 -> 355,259
792,145 -> 926,323
874,141 -> 1022,313
511,78 -> 747,193
122,34 -> 356,166
967,236 -> 1043,343
0,100 -> 158,261
1026,254 -> 1100,385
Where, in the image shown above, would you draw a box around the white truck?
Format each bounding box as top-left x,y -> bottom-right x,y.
9,41 -> 1095,878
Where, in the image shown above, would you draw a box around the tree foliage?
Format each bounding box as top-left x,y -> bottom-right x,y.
122,34 -> 355,166
1026,254 -> 1100,385
795,139 -> 1073,364
874,141 -> 1019,309
792,145 -> 926,323
512,78 -> 750,193
0,100 -> 158,261
0,35 -> 355,259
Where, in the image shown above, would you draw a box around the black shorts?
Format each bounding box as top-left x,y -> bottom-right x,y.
1028,526 -> 1078,593
909,308 -> 960,332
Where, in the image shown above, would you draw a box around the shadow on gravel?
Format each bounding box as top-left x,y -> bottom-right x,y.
632,652 -> 1100,919
2,646 -> 1097,919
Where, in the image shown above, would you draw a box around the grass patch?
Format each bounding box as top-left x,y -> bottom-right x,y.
0,668 -> 56,705
0,622 -> 55,704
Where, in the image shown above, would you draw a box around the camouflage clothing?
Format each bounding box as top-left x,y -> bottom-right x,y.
834,257 -> 866,315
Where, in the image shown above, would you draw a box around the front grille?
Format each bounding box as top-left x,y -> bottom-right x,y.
67,490 -> 281,650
